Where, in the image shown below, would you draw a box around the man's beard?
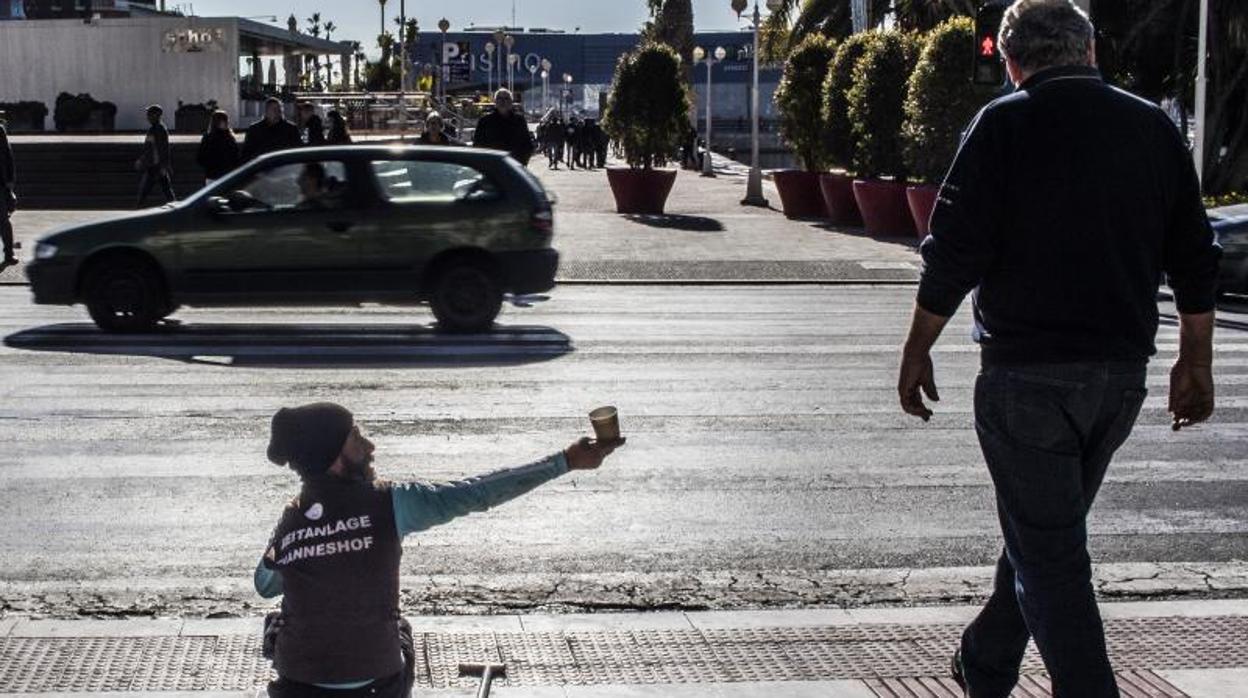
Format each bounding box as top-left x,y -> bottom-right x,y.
341,452 -> 376,482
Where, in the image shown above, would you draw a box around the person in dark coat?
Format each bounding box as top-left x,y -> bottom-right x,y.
325,110 -> 352,145
472,89 -> 534,165
564,117 -> 580,170
0,116 -> 16,267
196,110 -> 240,185
417,111 -> 461,146
297,102 -> 326,146
241,98 -> 302,162
135,104 -> 175,208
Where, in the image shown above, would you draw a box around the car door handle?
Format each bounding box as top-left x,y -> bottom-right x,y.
327,221 -> 354,233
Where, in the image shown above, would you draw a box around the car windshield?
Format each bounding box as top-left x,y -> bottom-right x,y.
370,160 -> 498,204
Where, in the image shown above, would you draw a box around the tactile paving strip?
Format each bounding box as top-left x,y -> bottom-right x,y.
0,616 -> 1242,692
557,259 -> 919,283
866,670 -> 1188,698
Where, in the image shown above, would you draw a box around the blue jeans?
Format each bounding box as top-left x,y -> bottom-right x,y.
961,360 -> 1148,698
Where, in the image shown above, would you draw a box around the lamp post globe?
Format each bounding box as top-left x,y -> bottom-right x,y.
714,46 -> 727,61
692,46 -> 705,62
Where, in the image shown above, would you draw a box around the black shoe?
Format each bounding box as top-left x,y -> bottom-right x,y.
1,257 -> 17,267
951,650 -> 968,695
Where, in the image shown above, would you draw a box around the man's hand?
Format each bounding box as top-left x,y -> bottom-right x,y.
565,436 -> 626,470
898,350 -> 940,421
1170,359 -> 1214,431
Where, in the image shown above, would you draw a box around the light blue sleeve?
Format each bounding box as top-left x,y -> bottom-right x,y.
254,557 -> 284,598
392,452 -> 569,537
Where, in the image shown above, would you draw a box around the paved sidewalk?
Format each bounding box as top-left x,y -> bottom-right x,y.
0,157 -> 922,286
2,600 -> 1246,697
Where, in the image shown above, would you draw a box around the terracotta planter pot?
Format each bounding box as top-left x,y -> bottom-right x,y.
772,170 -> 827,219
818,172 -> 863,226
906,184 -> 940,239
852,178 -> 917,237
606,168 -> 678,215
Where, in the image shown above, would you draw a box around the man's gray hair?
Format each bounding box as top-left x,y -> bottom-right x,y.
494,88 -> 514,103
999,0 -> 1094,74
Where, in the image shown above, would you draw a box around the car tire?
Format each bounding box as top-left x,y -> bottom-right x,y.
429,261 -> 503,333
83,256 -> 169,333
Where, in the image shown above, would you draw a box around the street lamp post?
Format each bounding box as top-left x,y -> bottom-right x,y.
504,34 -> 516,93
541,58 -> 552,113
377,0 -> 386,37
528,61 -> 538,110
493,31 -> 505,94
397,0 -> 407,138
562,72 -> 573,114
484,42 -> 495,96
438,17 -> 450,103
739,0 -> 782,207
693,46 -> 727,177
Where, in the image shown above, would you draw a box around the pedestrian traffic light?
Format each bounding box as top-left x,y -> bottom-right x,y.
973,4 -> 1006,86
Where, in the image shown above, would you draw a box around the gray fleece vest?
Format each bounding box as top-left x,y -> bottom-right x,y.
263,476 -> 403,684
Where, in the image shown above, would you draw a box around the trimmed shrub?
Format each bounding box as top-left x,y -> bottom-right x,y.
602,42 -> 691,170
902,18 -> 999,184
53,92 -> 117,132
822,32 -> 878,173
0,101 -> 49,132
846,31 -> 922,179
775,35 -> 839,172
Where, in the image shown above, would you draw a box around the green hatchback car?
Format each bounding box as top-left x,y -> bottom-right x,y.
26,145 -> 558,332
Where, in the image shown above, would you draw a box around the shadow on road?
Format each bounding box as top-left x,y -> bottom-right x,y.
623,214 -> 726,232
3,322 -> 574,368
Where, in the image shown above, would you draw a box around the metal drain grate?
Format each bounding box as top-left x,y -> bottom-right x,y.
0,616 -> 1242,692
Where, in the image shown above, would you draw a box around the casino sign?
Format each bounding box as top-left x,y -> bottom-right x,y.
162,26 -> 227,53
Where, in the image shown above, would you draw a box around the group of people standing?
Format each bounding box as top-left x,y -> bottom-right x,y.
536,109 -> 608,171
135,98 -> 354,208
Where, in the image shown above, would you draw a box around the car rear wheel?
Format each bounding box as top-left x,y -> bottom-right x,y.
430,262 -> 503,333
83,257 -> 169,333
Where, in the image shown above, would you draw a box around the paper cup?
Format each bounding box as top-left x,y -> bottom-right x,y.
589,406 -> 620,443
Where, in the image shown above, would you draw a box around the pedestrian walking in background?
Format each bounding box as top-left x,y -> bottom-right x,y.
196,110 -> 239,185
418,111 -> 460,146
135,104 -> 175,208
297,102 -> 325,147
255,402 -> 623,697
472,88 -> 534,165
564,116 -> 580,170
0,113 -> 16,267
896,1 -> 1221,696
325,110 -> 352,145
241,98 -> 302,163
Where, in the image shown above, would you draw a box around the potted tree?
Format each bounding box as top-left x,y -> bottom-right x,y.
174,100 -> 219,133
847,31 -> 921,237
602,42 -> 691,214
773,35 -> 839,219
902,18 -> 998,238
819,32 -> 877,227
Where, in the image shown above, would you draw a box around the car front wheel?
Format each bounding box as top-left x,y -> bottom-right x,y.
430,262 -> 503,333
83,257 -> 169,332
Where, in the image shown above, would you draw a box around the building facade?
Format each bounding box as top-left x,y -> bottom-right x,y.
411,30 -> 781,123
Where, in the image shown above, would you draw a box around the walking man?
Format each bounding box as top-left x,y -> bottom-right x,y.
0,112 -> 16,267
135,105 -> 175,208
242,97 -> 302,163
255,402 -> 624,697
472,88 -> 534,166
896,1 -> 1220,695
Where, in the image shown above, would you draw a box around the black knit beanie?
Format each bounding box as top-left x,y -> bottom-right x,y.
267,403 -> 354,478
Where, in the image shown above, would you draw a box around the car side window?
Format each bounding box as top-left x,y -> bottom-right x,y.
236,161 -> 349,212
370,160 -> 499,204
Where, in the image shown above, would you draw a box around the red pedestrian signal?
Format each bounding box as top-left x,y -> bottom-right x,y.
973,4 -> 1006,86
981,36 -> 996,57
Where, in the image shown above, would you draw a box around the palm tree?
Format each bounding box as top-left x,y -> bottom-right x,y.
645,0 -> 695,84
324,21 -> 336,40
762,0 -> 973,60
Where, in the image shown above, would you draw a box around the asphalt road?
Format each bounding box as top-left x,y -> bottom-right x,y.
1,285 -> 1246,617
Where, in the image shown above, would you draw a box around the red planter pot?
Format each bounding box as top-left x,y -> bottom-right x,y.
818,172 -> 863,227
606,168 -> 678,215
772,170 -> 828,219
906,184 -> 940,239
852,178 -> 917,237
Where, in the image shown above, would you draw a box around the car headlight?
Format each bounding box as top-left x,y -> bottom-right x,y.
34,243 -> 58,260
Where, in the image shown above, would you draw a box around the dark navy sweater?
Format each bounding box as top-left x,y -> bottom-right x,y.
917,65 -> 1221,364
